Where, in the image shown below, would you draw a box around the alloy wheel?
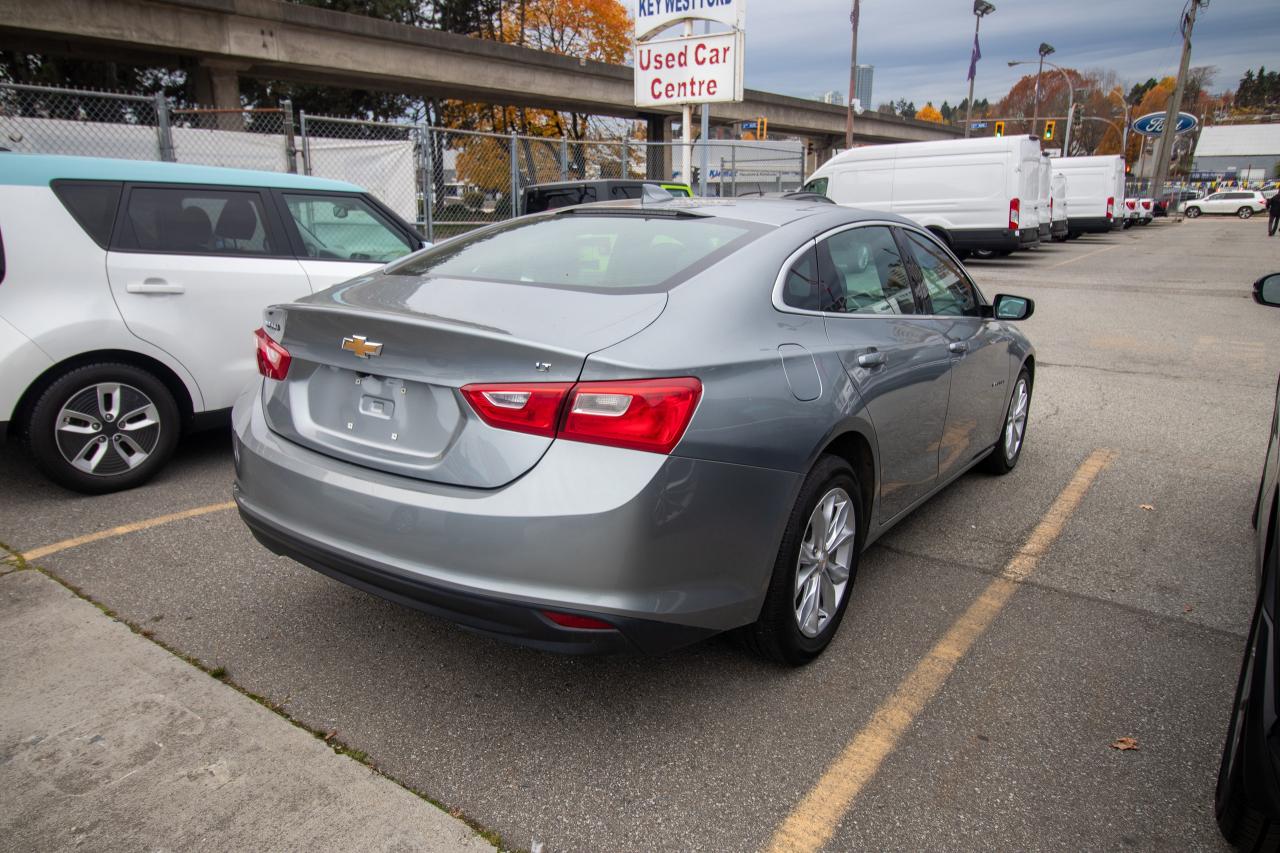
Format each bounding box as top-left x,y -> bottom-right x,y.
55,383 -> 162,476
1005,377 -> 1029,461
794,487 -> 857,638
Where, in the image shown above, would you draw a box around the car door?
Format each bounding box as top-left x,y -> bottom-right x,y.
898,227 -> 1009,482
274,191 -> 419,292
1203,193 -> 1226,214
815,223 -> 952,521
105,184 -> 309,410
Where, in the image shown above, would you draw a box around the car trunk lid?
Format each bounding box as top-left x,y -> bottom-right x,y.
261,273 -> 666,487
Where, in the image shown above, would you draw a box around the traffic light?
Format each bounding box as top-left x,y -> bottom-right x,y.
691,166 -> 700,188
994,121 -> 1005,137
758,116 -> 768,140
1043,120 -> 1056,141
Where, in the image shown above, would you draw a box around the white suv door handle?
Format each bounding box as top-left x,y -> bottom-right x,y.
126,279 -> 185,294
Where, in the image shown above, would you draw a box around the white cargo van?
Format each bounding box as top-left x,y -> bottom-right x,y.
1051,155 -> 1124,237
1036,155 -> 1052,244
802,135 -> 1043,257
1050,171 -> 1069,241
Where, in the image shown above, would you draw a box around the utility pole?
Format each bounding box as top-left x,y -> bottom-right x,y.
965,1 -> 995,139
1150,0 -> 1207,205
845,0 -> 860,150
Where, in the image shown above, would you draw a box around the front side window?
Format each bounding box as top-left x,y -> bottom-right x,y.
802,177 -> 829,196
820,225 -> 915,315
121,187 -> 278,255
387,213 -> 759,291
283,193 -> 413,263
902,230 -> 981,317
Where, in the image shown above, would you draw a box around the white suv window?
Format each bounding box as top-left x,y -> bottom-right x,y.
283,194 -> 414,263
121,187 -> 280,256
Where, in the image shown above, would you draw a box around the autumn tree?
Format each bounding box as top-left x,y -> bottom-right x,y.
916,102 -> 945,124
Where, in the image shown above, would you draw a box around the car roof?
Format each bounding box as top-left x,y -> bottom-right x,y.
0,153 -> 363,192
572,196 -> 914,228
525,179 -> 662,191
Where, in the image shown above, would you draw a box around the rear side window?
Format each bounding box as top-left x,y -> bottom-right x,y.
820,226 -> 915,315
118,187 -> 279,256
52,180 -> 122,249
780,245 -> 820,311
387,213 -> 760,291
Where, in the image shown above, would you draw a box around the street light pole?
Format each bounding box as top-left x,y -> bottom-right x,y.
845,0 -> 860,150
964,1 -> 995,139
1150,0 -> 1207,208
1030,42 -> 1054,137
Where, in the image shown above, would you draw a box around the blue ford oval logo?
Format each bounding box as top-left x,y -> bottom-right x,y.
1131,112 -> 1198,137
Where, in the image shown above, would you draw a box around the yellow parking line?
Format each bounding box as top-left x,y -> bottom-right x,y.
766,448 -> 1117,853
21,501 -> 236,562
1046,244 -> 1119,269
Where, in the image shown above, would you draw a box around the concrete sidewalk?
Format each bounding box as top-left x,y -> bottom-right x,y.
0,568 -> 492,852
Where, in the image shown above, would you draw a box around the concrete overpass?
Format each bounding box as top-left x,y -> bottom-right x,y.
0,0 -> 960,150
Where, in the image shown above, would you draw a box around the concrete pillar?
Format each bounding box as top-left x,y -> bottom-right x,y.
643,113 -> 674,180
193,61 -> 245,130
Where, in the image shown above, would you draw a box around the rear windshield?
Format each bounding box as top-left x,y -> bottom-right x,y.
386,213 -> 760,291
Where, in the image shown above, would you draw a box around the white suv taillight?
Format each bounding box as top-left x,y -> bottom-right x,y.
1009,198 -> 1020,229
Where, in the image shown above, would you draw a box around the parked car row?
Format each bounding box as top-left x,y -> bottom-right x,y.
800,138 -> 1132,259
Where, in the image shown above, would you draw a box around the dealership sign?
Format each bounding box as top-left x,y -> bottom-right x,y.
1131,112 -> 1199,137
634,0 -> 745,40
634,31 -> 744,107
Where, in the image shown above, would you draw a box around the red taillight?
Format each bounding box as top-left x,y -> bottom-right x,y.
255,328 -> 291,380
461,377 -> 702,455
1125,199 -> 1136,210
1142,200 -> 1152,210
541,610 -> 616,630
460,382 -> 573,438
1008,198 -> 1020,229
1106,196 -> 1115,219
560,378 -> 702,455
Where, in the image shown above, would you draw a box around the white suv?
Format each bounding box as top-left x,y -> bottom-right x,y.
1183,190 -> 1268,219
0,154 -> 425,493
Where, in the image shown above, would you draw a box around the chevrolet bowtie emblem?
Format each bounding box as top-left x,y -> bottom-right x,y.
341,335 -> 383,359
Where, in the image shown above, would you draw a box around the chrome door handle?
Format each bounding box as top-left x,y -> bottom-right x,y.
856,350 -> 887,368
126,278 -> 185,294
948,341 -> 969,355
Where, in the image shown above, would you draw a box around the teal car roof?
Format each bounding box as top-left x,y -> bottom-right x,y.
0,153 -> 363,192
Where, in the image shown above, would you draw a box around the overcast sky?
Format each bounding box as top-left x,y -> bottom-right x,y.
736,0 -> 1278,108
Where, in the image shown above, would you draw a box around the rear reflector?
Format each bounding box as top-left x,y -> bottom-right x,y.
541,610 -> 616,630
461,377 -> 702,455
460,383 -> 572,438
1008,198 -> 1020,229
255,328 -> 291,380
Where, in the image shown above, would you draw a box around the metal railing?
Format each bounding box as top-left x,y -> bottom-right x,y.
1,81 -> 809,241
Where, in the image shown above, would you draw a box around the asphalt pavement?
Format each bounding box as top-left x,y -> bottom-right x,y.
2,214 -> 1277,851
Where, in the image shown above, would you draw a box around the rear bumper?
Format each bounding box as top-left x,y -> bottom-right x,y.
1037,222 -> 1051,241
1051,218 -> 1069,239
948,228 -> 1022,253
231,385 -> 800,654
1019,227 -> 1040,248
1069,216 -> 1114,234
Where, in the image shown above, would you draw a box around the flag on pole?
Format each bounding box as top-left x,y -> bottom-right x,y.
967,32 -> 982,82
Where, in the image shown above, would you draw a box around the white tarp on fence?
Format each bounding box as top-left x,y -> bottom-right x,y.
0,115 -> 419,222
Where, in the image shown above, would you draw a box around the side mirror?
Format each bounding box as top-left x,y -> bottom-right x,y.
1254,274 -> 1280,307
992,294 -> 1034,321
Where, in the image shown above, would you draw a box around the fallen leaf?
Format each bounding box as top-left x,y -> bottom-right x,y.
1110,736 -> 1139,751
1184,604 -> 1194,613
1139,504 -> 1154,511
323,730 -> 338,742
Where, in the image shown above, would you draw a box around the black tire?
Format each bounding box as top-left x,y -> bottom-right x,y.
982,368 -> 1031,475
1240,207 -> 1255,220
1186,206 -> 1202,218
971,248 -> 997,259
743,455 -> 862,665
1216,535 -> 1280,851
25,362 -> 181,494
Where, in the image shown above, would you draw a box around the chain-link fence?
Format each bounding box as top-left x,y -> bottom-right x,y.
2,81 -> 811,242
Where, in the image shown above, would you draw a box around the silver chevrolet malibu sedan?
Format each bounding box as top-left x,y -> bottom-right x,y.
232,198 -> 1035,664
